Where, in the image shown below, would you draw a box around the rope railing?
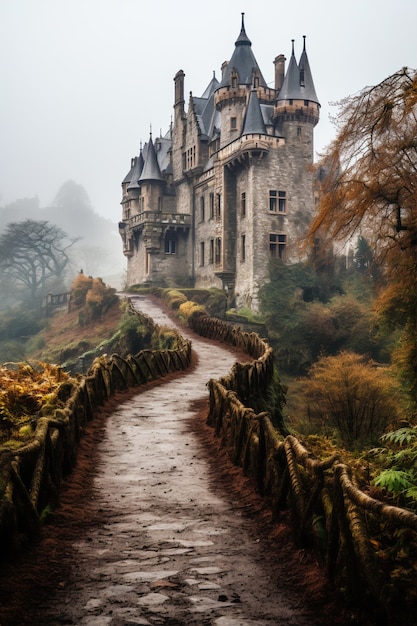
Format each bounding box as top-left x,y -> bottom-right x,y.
0,305 -> 191,559
189,310 -> 417,624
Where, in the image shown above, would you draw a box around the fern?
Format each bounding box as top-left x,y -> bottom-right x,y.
381,427 -> 417,446
374,468 -> 415,494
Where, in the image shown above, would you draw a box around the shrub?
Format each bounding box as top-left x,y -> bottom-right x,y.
303,351 -> 400,448
71,273 -> 93,305
178,300 -> 206,322
164,289 -> 188,310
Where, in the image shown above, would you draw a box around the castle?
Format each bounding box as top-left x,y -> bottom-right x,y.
119,14 -> 320,311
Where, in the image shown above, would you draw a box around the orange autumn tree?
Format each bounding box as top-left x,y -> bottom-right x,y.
309,67 -> 417,400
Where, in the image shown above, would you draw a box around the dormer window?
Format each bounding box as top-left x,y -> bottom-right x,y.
300,68 -> 305,87
231,73 -> 238,89
253,76 -> 259,88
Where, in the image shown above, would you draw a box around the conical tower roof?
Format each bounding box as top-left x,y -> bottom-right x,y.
242,90 -> 266,135
277,38 -> 320,105
127,147 -> 144,191
218,13 -> 267,89
139,135 -> 164,183
277,40 -> 301,101
123,158 -> 135,185
298,36 -> 319,104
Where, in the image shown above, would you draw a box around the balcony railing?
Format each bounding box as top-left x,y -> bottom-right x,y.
125,211 -> 191,228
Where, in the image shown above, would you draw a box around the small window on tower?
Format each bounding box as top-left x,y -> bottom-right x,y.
231,117 -> 237,130
241,192 -> 246,218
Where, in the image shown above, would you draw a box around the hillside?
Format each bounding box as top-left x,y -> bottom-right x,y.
28,300 -> 123,367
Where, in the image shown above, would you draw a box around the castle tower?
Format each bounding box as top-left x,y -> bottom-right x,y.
274,37 -> 320,157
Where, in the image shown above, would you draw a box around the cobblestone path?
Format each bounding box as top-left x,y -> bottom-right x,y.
0,296 -> 348,626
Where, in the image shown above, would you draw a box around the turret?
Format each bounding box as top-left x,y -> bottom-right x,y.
214,13 -> 275,147
274,37 -> 320,127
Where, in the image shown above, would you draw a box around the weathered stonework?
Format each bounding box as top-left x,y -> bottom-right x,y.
119,15 -> 320,311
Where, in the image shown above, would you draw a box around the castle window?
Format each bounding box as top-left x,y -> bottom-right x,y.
209,193 -> 214,219
209,239 -> 214,264
215,237 -> 221,264
300,69 -> 305,87
216,194 -> 221,220
200,241 -> 205,266
241,234 -> 246,261
231,117 -> 237,130
253,76 -> 259,88
269,233 -> 287,259
158,196 -> 162,211
269,190 -> 286,213
297,126 -> 302,138
241,192 -> 246,218
200,196 -> 205,222
164,237 -> 177,255
231,74 -> 238,89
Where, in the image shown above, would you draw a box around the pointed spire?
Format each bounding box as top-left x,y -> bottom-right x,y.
235,12 -> 251,46
298,35 -> 319,104
277,37 -> 319,105
127,144 -> 145,191
242,90 -> 266,136
277,39 -> 300,101
139,134 -> 164,183
219,14 -> 267,88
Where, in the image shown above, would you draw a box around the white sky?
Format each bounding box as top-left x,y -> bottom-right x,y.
1,0 -> 416,222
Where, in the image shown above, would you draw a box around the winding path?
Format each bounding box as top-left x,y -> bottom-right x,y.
0,296 -> 346,626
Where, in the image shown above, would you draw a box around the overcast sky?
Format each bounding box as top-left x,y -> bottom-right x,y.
1,0 -> 416,222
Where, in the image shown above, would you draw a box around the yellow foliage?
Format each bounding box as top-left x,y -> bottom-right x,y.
178,300 -> 206,321
0,362 -> 71,442
304,351 -> 400,447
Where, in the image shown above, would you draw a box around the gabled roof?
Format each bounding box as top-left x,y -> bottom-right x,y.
242,90 -> 266,135
201,72 -> 219,99
218,13 -> 267,89
277,38 -> 320,105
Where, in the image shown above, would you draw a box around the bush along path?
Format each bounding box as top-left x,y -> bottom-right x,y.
0,296 -> 355,626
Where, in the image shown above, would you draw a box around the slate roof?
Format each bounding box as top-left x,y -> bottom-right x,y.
277,38 -> 319,105
127,149 -> 144,191
242,90 -> 266,135
218,13 -> 267,89
139,135 -> 164,183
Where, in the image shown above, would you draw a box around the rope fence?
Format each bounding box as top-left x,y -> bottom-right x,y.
190,312 -> 417,624
0,303 -> 191,558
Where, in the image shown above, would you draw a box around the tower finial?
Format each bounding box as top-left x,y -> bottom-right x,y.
291,39 -> 295,55
235,11 -> 251,46
303,35 -> 306,52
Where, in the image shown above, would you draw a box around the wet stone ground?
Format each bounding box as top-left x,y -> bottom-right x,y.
0,297 -> 355,626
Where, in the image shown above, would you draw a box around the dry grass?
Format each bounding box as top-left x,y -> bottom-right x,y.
28,301 -> 123,364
